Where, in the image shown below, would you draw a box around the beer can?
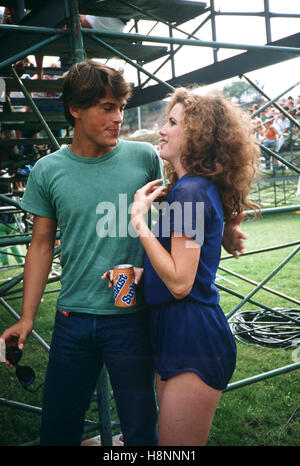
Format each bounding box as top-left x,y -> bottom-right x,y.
113,264 -> 136,308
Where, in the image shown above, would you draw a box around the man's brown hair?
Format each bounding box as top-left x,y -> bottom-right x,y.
62,59 -> 132,126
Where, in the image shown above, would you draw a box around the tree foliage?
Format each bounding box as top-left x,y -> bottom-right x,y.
223,80 -> 263,104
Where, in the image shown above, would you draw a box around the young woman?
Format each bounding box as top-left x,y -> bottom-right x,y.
130,87 -> 260,446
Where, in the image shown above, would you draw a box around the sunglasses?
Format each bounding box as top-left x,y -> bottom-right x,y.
5,346 -> 42,393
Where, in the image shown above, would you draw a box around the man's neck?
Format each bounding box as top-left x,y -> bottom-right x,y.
70,133 -> 118,158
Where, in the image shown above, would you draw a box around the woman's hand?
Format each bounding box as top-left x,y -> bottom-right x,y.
131,179 -> 166,231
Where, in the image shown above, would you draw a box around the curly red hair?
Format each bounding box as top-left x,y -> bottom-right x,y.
164,87 -> 260,222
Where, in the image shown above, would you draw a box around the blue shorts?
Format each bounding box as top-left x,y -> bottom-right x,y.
150,300 -> 236,391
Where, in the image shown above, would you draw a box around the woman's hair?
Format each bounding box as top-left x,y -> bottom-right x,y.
164,87 -> 261,222
62,59 -> 132,126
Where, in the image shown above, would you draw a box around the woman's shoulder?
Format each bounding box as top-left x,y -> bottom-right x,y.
170,174 -> 221,207
173,174 -> 213,195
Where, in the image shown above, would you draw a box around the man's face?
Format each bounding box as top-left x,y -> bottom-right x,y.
70,89 -> 127,155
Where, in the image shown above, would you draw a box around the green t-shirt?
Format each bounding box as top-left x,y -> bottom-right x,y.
21,140 -> 162,315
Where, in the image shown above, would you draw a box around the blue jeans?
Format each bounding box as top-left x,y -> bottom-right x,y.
40,311 -> 158,446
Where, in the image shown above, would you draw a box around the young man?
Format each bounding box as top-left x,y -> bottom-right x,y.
1,60 -> 160,446
1,60 -> 246,446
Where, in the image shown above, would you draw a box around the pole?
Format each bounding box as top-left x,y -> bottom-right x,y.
224,361 -> 300,392
69,0 -> 85,63
91,34 -> 174,91
0,34 -> 61,71
83,28 -> 300,55
11,66 -> 60,151
226,245 -> 300,319
242,74 -> 300,129
96,367 -> 113,446
0,298 -> 50,351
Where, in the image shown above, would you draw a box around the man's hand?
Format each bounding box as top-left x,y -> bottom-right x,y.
222,212 -> 248,259
101,267 -> 144,287
0,319 -> 33,368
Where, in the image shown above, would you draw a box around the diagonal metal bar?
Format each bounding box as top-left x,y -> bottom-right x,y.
0,33 -> 61,71
140,13 -> 212,89
250,80 -> 300,119
218,284 -> 300,326
226,245 -> 300,319
242,74 -> 300,129
224,361 -> 300,392
90,34 -> 175,92
0,24 -> 65,34
221,240 -> 300,261
119,0 -> 209,39
218,265 -> 300,306
0,297 -> 50,351
11,66 -> 60,151
260,144 -> 300,174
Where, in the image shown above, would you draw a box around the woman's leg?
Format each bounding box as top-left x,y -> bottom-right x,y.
158,371 -> 221,446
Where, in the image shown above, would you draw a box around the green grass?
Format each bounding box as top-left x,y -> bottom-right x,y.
0,211 -> 299,446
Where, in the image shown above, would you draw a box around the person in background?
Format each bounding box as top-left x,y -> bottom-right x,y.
80,14 -> 126,33
262,118 -> 279,169
274,109 -> 292,152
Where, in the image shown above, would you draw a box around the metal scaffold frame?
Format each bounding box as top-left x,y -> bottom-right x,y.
0,0 -> 299,446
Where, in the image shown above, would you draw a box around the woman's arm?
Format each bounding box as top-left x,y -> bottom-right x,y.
131,180 -> 200,300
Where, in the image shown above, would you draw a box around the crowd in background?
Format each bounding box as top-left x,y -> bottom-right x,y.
249,96 -> 300,169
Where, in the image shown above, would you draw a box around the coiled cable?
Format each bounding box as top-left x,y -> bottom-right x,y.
229,308 -> 300,349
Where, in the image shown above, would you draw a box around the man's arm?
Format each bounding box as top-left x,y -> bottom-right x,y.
222,212 -> 248,259
1,215 -> 56,363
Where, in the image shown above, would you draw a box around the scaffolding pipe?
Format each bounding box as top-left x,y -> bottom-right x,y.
83,28 -> 300,55
259,145 -> 300,174
224,361 -> 300,392
1,22 -> 300,55
11,67 -> 60,151
96,367 -> 113,446
250,80 -> 300,120
244,205 -> 300,216
0,297 -> 50,351
221,240 -> 300,260
0,398 -> 103,434
0,34 -> 61,71
218,265 -> 300,306
243,74 -> 300,129
226,245 -> 300,319
91,34 -> 174,91
119,0 -> 210,40
69,0 -> 85,63
141,14 -> 212,89
218,283 -> 300,325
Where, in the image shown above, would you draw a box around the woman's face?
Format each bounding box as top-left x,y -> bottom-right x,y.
158,103 -> 184,163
